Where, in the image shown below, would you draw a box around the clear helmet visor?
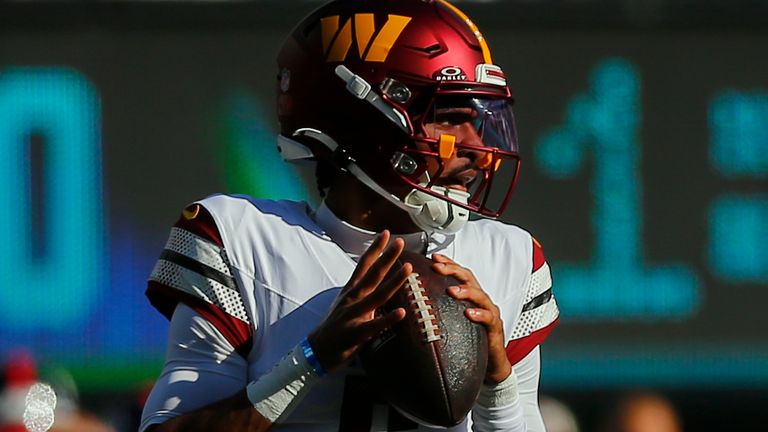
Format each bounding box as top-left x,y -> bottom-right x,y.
428,97 -> 518,154
395,96 -> 521,219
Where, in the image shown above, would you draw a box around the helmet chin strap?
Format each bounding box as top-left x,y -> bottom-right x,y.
350,163 -> 470,234
404,185 -> 470,234
284,128 -> 470,234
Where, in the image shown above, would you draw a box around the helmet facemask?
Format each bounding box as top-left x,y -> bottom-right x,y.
393,92 -> 521,221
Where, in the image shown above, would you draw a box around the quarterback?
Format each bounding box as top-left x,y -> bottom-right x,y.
140,0 -> 559,431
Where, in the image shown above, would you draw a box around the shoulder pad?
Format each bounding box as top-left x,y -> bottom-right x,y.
147,202 -> 252,356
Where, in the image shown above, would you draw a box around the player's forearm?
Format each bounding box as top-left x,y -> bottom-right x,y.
471,371 -> 527,432
148,340 -> 322,432
147,389 -> 273,432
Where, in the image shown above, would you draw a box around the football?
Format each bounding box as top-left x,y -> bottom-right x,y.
360,250 -> 489,427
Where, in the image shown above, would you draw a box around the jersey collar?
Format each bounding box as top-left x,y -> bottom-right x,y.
313,201 -> 428,261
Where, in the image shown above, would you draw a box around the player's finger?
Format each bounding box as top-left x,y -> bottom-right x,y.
432,258 -> 476,285
354,262 -> 412,312
431,253 -> 454,263
352,238 -> 405,297
464,308 -> 505,338
447,284 -> 497,312
464,307 -> 495,326
347,230 -> 390,288
354,307 -> 407,343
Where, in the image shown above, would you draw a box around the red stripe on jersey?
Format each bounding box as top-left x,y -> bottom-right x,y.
532,237 -> 546,273
505,318 -> 559,365
174,203 -> 223,247
146,281 -> 253,357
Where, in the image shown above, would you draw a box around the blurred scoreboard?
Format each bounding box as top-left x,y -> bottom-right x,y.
0,3 -> 766,390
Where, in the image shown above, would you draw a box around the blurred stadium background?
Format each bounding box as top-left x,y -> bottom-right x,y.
1,0 -> 766,430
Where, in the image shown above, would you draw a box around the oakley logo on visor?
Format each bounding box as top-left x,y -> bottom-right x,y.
475,64 -> 506,86
321,14 -> 412,63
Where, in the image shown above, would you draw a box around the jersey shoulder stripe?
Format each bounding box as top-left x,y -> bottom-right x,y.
158,248 -> 236,290
505,318 -> 558,365
521,287 -> 552,313
506,236 -> 559,365
146,202 -> 253,356
532,236 -> 546,273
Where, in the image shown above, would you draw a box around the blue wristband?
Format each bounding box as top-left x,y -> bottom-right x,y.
299,337 -> 326,377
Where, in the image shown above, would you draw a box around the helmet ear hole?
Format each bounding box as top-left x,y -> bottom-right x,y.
392,151 -> 420,175
392,151 -> 429,181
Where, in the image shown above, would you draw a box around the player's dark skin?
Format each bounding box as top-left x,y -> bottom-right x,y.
147,118 -> 512,431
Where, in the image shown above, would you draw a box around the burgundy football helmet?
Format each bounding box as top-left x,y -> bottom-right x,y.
277,0 -> 520,233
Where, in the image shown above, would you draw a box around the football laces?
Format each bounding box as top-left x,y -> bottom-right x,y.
405,273 -> 441,343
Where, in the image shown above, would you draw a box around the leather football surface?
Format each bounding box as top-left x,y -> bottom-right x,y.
360,250 -> 489,427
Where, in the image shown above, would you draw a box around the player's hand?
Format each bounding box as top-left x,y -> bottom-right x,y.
308,230 -> 410,373
431,254 -> 512,385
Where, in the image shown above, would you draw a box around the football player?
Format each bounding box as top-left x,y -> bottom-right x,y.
140,0 -> 559,431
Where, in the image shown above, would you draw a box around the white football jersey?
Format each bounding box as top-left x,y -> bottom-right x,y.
145,194 -> 558,431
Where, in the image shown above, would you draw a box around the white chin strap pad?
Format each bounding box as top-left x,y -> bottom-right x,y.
404,186 -> 471,234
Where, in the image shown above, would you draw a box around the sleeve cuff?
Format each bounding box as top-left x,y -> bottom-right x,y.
477,370 -> 519,408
